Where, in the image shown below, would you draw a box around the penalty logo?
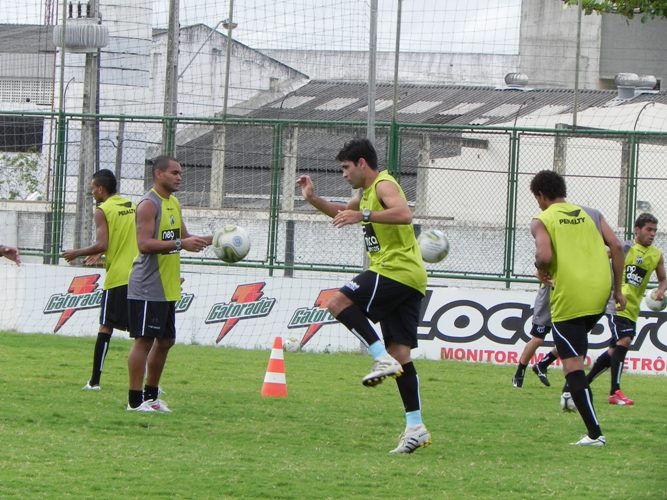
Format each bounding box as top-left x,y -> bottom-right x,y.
45,274 -> 102,332
205,282 -> 276,343
287,288 -> 338,347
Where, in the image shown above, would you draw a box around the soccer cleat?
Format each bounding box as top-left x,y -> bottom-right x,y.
532,364 -> 551,387
126,400 -> 157,413
512,375 -> 524,388
148,399 -> 172,413
572,435 -> 606,446
362,355 -> 403,387
608,389 -> 634,406
82,382 -> 101,391
389,424 -> 432,454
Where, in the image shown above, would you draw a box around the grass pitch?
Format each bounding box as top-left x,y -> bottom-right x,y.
0,331 -> 665,499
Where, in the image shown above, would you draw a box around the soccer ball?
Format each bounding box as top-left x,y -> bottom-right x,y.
283,336 -> 301,352
418,229 -> 449,263
212,225 -> 250,263
560,392 -> 578,413
644,288 -> 667,312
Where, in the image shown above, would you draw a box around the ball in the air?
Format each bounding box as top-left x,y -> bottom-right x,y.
418,229 -> 449,263
213,224 -> 250,263
283,336 -> 301,352
644,288 -> 667,312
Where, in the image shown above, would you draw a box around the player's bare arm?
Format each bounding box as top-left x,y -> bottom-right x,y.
599,216 -> 627,310
63,209 -> 109,262
654,254 -> 667,301
0,244 -> 21,265
180,220 -> 210,251
531,218 -> 553,284
297,174 -> 350,218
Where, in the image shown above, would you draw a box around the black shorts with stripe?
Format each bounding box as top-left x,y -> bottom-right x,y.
128,299 -> 176,339
552,313 -> 603,360
100,285 -> 129,331
339,270 -> 424,349
606,314 -> 636,346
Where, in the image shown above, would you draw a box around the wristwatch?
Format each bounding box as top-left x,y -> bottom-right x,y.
174,238 -> 182,251
362,208 -> 371,223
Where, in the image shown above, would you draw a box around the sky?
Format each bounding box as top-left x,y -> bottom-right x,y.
0,0 -> 523,54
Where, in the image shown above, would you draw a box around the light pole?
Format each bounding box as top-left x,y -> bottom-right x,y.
222,0 -> 237,119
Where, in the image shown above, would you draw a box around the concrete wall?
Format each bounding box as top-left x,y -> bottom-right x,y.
518,0 -> 601,89
259,49 -> 518,86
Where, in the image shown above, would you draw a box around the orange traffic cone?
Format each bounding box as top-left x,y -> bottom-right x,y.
261,336 -> 287,397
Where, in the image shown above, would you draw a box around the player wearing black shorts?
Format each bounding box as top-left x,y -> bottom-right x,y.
63,169 -> 137,391
530,170 -> 626,446
126,156 -> 210,412
298,139 -> 431,454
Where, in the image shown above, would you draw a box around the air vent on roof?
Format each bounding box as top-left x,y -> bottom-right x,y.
637,74 -> 657,90
614,72 -> 640,99
504,73 -> 529,87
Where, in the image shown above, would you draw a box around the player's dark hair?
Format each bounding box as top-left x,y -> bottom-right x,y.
336,139 -> 378,170
92,169 -> 117,195
530,170 -> 567,199
635,212 -> 658,228
152,155 -> 178,175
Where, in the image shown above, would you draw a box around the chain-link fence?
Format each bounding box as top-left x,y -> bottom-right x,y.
2,110 -> 667,285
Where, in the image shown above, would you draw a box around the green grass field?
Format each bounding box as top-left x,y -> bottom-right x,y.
0,331 -> 665,499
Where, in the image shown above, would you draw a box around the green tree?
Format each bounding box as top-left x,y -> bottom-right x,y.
563,1 -> 667,21
0,152 -> 41,200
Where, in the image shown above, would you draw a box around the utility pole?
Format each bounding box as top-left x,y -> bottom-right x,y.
74,0 -> 101,251
162,0 -> 180,155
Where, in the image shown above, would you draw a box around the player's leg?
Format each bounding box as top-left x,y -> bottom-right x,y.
85,285 -> 129,390
586,314 -> 616,385
144,302 -> 176,411
328,271 -> 401,386
384,291 -> 431,454
126,299 -> 157,411
513,330 -> 544,387
608,318 -> 635,405
533,345 -> 558,384
553,316 -> 605,445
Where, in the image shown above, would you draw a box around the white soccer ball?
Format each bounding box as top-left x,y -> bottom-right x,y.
283,336 -> 301,352
418,229 -> 449,263
212,224 -> 250,263
644,288 -> 667,312
560,391 -> 578,413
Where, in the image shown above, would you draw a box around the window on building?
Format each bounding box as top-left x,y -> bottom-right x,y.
0,116 -> 44,152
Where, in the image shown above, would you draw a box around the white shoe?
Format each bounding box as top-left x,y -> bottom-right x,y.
572,435 -> 606,446
389,424 -> 432,454
82,382 -> 101,391
362,355 -> 403,387
147,399 -> 172,413
126,400 -> 157,413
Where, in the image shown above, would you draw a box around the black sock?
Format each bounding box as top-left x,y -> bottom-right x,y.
566,370 -> 602,439
586,351 -> 611,384
335,306 -> 381,346
537,350 -> 557,370
144,384 -> 159,402
128,390 -> 143,408
610,345 -> 629,394
514,363 -> 527,377
90,332 -> 112,386
395,362 -> 420,412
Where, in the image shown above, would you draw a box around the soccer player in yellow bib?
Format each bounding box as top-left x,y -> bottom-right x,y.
126,156 -> 211,412
586,213 -> 666,405
530,170 -> 626,446
63,169 -> 137,391
297,139 -> 430,454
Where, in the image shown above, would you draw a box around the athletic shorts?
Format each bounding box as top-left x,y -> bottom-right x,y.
339,270 -> 424,349
552,313 -> 603,360
128,299 -> 176,340
606,314 -> 636,346
530,323 -> 552,340
99,285 -> 129,331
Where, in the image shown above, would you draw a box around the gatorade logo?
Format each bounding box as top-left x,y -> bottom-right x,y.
287,288 -> 338,347
45,274 -> 102,332
206,282 -> 276,343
